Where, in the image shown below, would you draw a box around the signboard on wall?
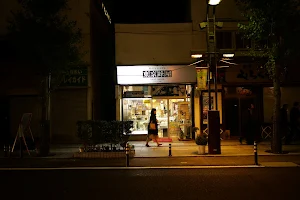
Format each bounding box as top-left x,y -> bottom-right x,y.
178,102 -> 190,120
123,91 -> 144,98
152,85 -> 186,96
60,67 -> 88,87
202,92 -> 222,124
117,65 -> 196,85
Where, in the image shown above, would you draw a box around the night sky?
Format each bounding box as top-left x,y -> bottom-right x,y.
105,0 -> 191,23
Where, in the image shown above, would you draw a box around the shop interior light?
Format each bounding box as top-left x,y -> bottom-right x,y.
191,54 -> 203,58
223,53 -> 234,58
217,66 -> 229,68
199,22 -> 208,29
208,0 -> 222,5
215,22 -> 223,28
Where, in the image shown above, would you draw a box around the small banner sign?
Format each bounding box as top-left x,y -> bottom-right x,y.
196,69 -> 207,90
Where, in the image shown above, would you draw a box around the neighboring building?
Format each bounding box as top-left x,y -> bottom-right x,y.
0,0 -> 114,144
115,0 -> 300,140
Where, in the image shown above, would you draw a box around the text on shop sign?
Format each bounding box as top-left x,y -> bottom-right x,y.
143,70 -> 172,78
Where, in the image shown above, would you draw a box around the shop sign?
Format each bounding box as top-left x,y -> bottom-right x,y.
123,91 -> 144,98
196,69 -> 207,90
60,67 -> 88,87
117,65 -> 196,85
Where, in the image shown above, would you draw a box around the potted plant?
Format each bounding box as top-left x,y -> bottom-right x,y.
195,133 -> 208,155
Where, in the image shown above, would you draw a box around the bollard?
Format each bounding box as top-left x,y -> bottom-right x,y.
169,143 -> 172,157
8,145 -> 11,157
4,144 -> 7,157
125,142 -> 129,167
254,141 -> 258,165
19,137 -> 23,158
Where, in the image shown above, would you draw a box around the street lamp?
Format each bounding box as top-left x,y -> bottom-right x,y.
205,0 -> 223,155
208,0 -> 222,6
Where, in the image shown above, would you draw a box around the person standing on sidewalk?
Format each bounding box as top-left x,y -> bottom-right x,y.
289,102 -> 300,144
240,103 -> 258,145
145,108 -> 162,147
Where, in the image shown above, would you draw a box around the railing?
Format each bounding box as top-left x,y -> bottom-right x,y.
261,123 -> 291,140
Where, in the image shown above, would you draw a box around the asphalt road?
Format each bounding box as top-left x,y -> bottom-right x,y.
1,168 -> 299,200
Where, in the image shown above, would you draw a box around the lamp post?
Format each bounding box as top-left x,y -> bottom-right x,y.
206,0 -> 222,110
206,0 -> 222,154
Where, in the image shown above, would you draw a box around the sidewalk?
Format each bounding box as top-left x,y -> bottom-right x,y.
0,140 -> 300,168
130,140 -> 300,157
1,140 -> 300,158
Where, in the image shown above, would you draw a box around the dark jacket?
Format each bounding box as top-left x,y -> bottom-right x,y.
290,107 -> 300,125
148,115 -> 158,135
242,108 -> 259,138
279,108 -> 288,126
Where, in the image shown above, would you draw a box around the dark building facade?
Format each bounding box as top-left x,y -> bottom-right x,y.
90,0 -> 116,121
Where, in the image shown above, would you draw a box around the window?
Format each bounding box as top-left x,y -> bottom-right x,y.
235,33 -> 251,49
254,40 -> 269,50
216,32 -> 233,49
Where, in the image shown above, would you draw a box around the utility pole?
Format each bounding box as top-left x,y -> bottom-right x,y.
206,5 -> 218,111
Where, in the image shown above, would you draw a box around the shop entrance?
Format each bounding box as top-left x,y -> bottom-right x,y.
224,97 -> 256,136
122,98 -> 188,138
152,99 -> 186,138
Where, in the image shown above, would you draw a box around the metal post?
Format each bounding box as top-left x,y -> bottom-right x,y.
19,136 -> 23,158
169,143 -> 172,157
4,144 -> 7,157
206,8 -> 212,111
254,141 -> 258,165
125,142 -> 129,167
8,145 -> 11,157
213,7 -> 218,111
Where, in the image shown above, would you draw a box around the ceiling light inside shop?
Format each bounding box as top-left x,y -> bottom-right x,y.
223,54 -> 234,58
191,54 -> 203,58
208,0 -> 222,5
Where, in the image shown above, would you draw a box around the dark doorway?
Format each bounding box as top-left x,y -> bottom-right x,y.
224,98 -> 239,136
0,97 -> 10,146
224,97 -> 256,136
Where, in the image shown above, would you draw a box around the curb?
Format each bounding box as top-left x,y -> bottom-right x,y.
0,164 -> 299,170
132,153 -> 300,158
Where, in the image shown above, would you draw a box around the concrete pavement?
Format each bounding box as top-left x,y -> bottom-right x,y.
2,140 -> 300,158
1,140 -> 300,168
129,140 -> 300,157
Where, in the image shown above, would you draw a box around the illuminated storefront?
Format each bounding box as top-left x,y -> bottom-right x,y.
117,65 -> 196,139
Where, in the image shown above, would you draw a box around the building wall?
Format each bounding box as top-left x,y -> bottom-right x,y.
115,23 -> 194,65
51,89 -> 87,143
190,0 -> 245,52
50,0 -> 91,143
0,0 -> 92,144
90,0 -> 116,121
